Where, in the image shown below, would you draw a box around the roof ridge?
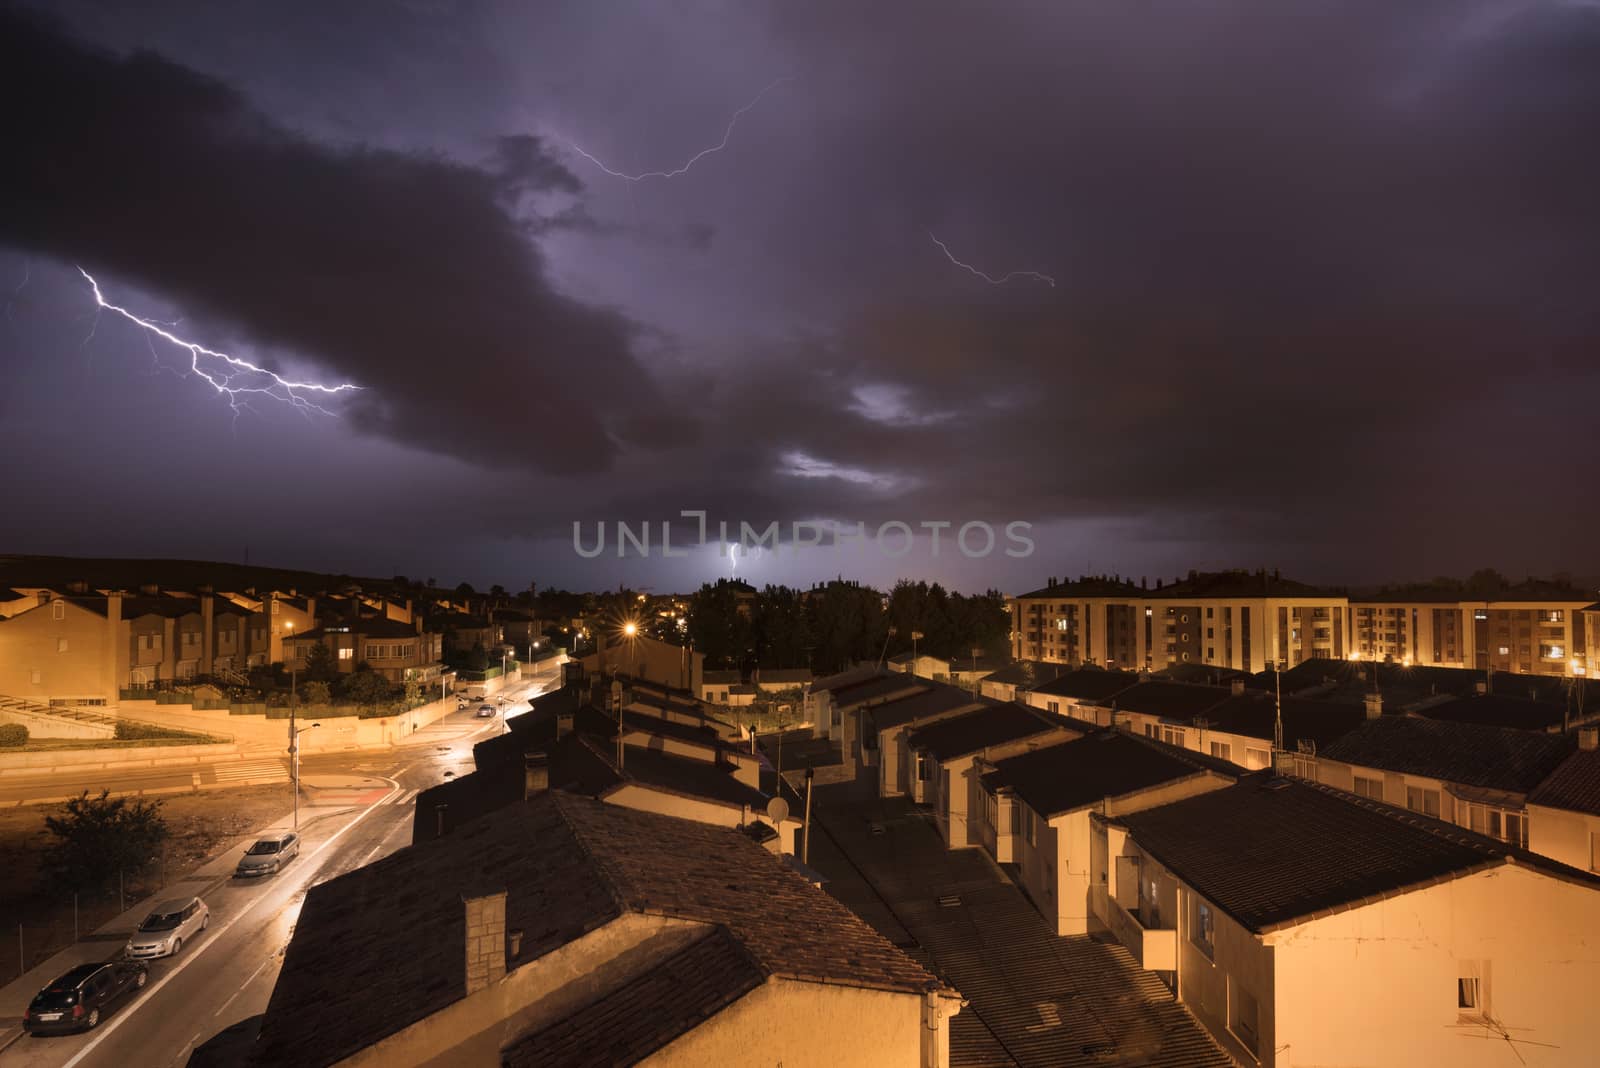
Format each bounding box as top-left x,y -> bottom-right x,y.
1294,777 -> 1506,860
547,793 -> 633,916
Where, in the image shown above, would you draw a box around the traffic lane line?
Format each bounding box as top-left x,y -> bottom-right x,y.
213,957 -> 271,1018
59,776 -> 400,1068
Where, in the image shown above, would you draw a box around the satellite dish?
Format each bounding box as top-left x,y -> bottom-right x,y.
766,796 -> 790,823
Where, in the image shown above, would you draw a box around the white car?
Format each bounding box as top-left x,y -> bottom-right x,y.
126,896 -> 209,959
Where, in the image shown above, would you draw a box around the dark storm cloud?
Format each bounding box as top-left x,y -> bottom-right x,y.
0,4 -> 665,474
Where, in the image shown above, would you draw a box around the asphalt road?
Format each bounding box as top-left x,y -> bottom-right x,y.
1,668 -> 559,1068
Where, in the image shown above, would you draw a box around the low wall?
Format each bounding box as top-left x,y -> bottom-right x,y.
116,696 -> 459,751
0,706 -> 116,741
0,741 -> 241,776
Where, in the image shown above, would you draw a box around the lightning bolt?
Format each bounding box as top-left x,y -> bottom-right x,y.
928,231 -> 1056,288
77,268 -> 361,418
566,77 -> 791,181
4,259 -> 29,324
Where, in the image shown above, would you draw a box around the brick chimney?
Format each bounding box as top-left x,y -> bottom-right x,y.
1231,678 -> 1246,696
524,752 -> 549,798
462,889 -> 507,995
1365,692 -> 1383,719
1580,726 -> 1598,752
555,705 -> 574,740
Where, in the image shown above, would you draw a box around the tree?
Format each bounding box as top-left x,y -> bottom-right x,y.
44,790 -> 168,892
300,680 -> 332,706
467,641 -> 490,672
302,641 -> 337,684
344,670 -> 395,710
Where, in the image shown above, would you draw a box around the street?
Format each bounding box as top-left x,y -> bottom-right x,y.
0,666 -> 559,1068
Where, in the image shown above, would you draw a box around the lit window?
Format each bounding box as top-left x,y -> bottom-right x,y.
1209,741 -> 1231,761
1540,644 -> 1565,659
1497,646 -> 1510,656
338,647 -> 354,660
57,638 -> 68,653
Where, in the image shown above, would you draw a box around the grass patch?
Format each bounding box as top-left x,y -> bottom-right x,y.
3,736 -> 225,753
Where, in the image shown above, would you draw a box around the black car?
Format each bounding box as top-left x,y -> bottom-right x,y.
23,960 -> 148,1034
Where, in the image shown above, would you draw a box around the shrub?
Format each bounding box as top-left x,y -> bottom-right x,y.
114,721 -> 202,742
0,723 -> 28,747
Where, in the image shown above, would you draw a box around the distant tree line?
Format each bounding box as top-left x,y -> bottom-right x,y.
686,578 -> 1010,673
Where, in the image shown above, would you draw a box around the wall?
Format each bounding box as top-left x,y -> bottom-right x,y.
648,978 -> 940,1068
1527,802 -> 1599,872
0,599 -> 112,703
1270,864 -> 1600,1068
0,741 -> 240,775
115,694 -> 460,750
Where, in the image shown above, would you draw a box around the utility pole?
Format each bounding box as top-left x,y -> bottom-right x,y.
802,765 -> 814,865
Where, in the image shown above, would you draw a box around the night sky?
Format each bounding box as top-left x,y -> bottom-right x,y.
2,1 -> 1596,593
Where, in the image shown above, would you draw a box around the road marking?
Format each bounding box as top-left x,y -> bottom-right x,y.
214,957 -> 273,1017
62,775 -> 401,1068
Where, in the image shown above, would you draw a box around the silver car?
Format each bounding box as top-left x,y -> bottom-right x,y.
126,897 -> 209,959
236,831 -> 300,877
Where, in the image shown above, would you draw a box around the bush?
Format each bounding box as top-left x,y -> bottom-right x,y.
300,680 -> 332,706
44,790 -> 168,892
0,723 -> 28,747
114,721 -> 202,742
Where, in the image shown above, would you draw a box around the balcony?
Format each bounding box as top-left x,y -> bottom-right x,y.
1107,896 -> 1176,971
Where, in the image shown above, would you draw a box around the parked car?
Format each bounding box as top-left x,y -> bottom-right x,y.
477,704 -> 495,717
126,896 -> 209,959
24,960 -> 148,1034
235,831 -> 300,877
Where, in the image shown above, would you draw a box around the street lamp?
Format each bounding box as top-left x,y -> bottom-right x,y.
290,721 -> 320,831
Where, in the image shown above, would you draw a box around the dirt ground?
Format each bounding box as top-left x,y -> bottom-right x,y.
0,785 -> 292,987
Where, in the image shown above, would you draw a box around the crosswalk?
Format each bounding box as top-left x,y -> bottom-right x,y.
208,758 -> 290,785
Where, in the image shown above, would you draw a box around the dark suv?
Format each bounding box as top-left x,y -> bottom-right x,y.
23,960 -> 148,1034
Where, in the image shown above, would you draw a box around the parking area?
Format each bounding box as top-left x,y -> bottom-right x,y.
808,790 -> 1237,1068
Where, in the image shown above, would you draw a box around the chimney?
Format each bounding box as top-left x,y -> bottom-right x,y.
524,752 -> 549,798
1365,692 -> 1383,719
1475,681 -> 1487,696
1579,726 -> 1598,752
462,889 -> 508,995
1231,678 -> 1245,696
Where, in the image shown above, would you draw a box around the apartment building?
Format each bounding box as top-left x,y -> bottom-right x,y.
0,590 -> 274,703
1010,576 -> 1144,666
1011,571 -> 1350,674
1094,775 -> 1600,1067
280,618 -> 445,682
1350,582 -> 1594,676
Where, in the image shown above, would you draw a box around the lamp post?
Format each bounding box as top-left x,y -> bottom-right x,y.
623,621 -> 639,679
290,722 -> 320,831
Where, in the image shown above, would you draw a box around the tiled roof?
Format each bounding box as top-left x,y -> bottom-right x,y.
1319,715 -> 1576,793
1030,668 -> 1141,701
285,617 -> 420,641
867,684 -> 991,733
1414,694 -> 1569,731
830,674 -> 928,708
1199,693 -> 1369,750
261,794 -> 946,1067
702,669 -> 742,684
907,703 -> 1073,762
809,665 -> 882,694
975,660 -> 1049,688
1014,577 -> 1143,600
1528,744 -> 1600,816
984,731 -> 1234,818
1155,662 -> 1252,685
473,698 -> 618,772
1111,775 -> 1590,934
602,740 -> 769,811
1108,681 -> 1230,720
501,926 -> 765,1068
1146,570 -> 1341,599
620,709 -> 735,752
